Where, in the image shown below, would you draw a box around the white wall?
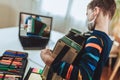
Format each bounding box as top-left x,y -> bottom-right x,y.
0,0 -> 10,27
0,0 -> 32,28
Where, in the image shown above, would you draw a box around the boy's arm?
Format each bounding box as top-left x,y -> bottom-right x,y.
52,36 -> 103,80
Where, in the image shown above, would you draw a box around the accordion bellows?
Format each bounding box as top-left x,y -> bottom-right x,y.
42,29 -> 86,80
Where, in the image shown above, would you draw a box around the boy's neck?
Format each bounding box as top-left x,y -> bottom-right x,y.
95,17 -> 110,34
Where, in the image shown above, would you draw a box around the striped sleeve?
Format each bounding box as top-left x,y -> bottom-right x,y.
53,36 -> 103,80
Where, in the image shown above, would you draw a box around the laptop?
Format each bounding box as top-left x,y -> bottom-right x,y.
19,12 -> 53,50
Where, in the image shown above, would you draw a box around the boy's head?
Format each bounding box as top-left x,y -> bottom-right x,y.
86,0 -> 116,30
87,0 -> 116,20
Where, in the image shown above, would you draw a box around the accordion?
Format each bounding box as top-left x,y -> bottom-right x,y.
42,29 -> 86,80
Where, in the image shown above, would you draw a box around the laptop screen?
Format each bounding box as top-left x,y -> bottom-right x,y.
19,12 -> 52,38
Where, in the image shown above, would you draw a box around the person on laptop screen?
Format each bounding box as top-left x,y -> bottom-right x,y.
24,15 -> 47,37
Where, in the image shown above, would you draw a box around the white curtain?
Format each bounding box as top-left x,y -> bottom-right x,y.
31,0 -> 91,33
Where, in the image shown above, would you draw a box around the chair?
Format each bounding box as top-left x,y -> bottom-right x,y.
109,52 -> 120,80
109,41 -> 120,80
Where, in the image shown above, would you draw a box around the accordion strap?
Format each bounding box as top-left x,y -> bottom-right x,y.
46,45 -> 70,80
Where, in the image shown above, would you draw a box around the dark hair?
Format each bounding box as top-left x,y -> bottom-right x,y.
88,0 -> 116,19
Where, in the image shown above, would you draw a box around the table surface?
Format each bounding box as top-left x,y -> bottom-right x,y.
0,27 -> 64,77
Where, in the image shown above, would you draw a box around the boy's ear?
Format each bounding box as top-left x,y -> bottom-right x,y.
93,7 -> 100,16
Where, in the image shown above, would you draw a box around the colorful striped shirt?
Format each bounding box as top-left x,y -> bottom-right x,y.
53,30 -> 113,80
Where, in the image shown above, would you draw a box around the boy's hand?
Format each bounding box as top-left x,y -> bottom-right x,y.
40,49 -> 54,66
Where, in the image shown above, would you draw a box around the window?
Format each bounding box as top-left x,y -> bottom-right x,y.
41,0 -> 69,16
70,0 -> 90,21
